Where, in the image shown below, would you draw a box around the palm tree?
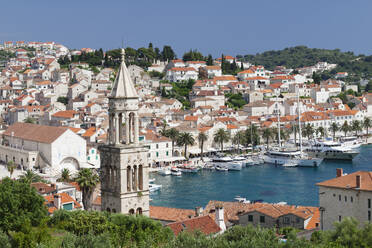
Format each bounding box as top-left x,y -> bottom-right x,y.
233,131 -> 245,154
290,124 -> 298,147
329,122 -> 339,141
363,117 -> 371,141
7,161 -> 16,179
164,128 -> 179,156
75,168 -> 99,210
340,121 -> 350,138
19,170 -> 42,184
177,132 -> 195,159
198,132 -> 208,161
160,120 -> 168,135
213,128 -> 230,152
351,120 -> 362,136
58,168 -> 71,182
262,128 -> 272,149
303,124 -> 314,140
317,126 -> 325,139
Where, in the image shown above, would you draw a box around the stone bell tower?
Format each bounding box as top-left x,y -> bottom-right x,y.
99,48 -> 149,216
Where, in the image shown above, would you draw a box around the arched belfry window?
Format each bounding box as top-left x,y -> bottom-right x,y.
127,166 -> 131,192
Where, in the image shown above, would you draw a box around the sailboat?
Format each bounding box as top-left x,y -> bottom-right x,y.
295,85 -> 323,167
263,93 -> 298,167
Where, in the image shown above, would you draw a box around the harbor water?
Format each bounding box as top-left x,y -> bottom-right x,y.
150,145 -> 372,209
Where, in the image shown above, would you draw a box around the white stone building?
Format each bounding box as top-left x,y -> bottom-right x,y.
317,169 -> 372,230
0,123 -> 87,174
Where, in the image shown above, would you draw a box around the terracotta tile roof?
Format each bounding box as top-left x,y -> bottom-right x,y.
145,133 -> 171,143
3,122 -> 68,144
185,115 -> 198,121
44,192 -> 82,214
31,182 -> 56,194
150,206 -> 195,222
317,171 -> 372,191
69,182 -> 81,191
245,76 -> 268,81
187,61 -> 206,64
213,75 -> 236,81
35,80 -> 52,86
52,110 -> 78,119
68,127 -> 82,133
170,67 -> 196,72
92,196 -> 101,206
227,124 -> 238,129
198,126 -> 212,132
205,66 -> 221,70
167,215 -> 221,236
238,69 -> 254,74
203,201 -> 319,230
82,127 -> 97,137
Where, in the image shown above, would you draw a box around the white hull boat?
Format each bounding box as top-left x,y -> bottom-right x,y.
158,168 -> 171,176
227,162 -> 242,171
149,183 -> 162,192
171,167 -> 182,176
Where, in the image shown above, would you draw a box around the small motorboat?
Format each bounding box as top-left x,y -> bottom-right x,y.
171,167 -> 182,176
149,184 -> 162,192
158,168 -> 171,176
149,178 -> 155,183
215,165 -> 228,171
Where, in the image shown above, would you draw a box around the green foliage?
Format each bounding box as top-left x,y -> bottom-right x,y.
75,169 -> 99,211
182,49 -> 204,61
57,96 -> 69,105
161,45 -> 176,61
242,46 -> 356,70
214,128 -> 230,152
149,70 -> 165,78
19,170 -> 44,184
162,79 -> 195,109
0,231 -> 11,248
221,54 -> 240,75
177,132 -> 195,158
0,178 -> 47,233
24,117 -> 36,124
226,93 -> 247,109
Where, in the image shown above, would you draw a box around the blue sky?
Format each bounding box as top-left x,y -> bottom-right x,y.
1,0 -> 371,57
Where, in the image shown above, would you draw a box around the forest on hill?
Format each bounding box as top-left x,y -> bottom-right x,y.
239,46 -> 372,81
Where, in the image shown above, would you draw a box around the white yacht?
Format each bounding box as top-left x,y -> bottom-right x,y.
305,140 -> 359,160
339,136 -> 363,150
212,157 -> 242,171
263,150 -> 300,166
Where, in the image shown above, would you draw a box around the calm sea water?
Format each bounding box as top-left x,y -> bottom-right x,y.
150,145 -> 372,209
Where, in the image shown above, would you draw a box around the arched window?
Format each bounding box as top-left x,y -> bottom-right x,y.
112,209 -> 116,213
132,165 -> 137,191
127,166 -> 131,192
138,164 -> 143,190
136,208 -> 143,215
129,209 -> 135,215
106,208 -> 111,212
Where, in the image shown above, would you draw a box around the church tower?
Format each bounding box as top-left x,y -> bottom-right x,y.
99,49 -> 149,216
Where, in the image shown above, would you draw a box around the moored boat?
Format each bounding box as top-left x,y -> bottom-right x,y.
171,167 -> 182,176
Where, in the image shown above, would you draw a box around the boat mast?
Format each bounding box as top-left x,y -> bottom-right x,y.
251,121 -> 253,157
276,92 -> 281,148
297,85 -> 303,154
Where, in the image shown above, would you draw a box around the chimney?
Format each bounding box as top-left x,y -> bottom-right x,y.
195,206 -> 203,217
356,175 -> 361,189
215,205 -> 226,232
54,194 -> 62,209
336,168 -> 343,178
